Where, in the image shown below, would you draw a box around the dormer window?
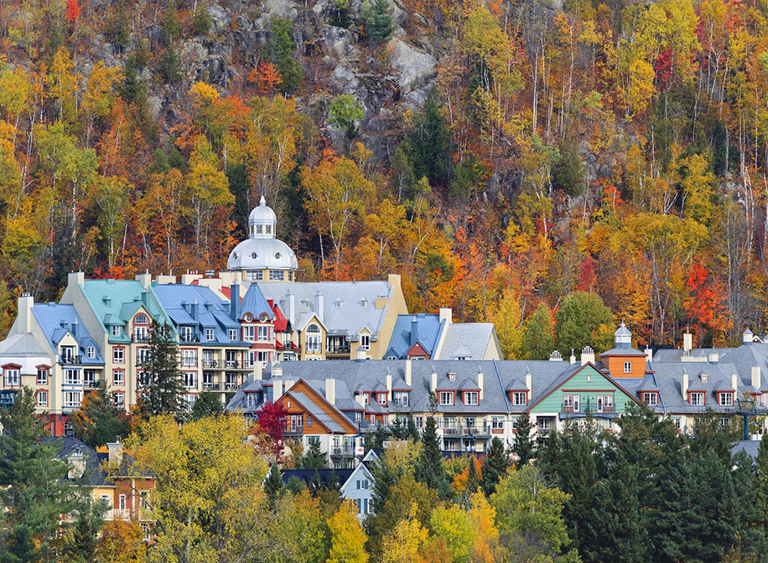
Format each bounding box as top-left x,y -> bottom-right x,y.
360,334 -> 370,350
439,392 -> 454,405
134,314 -> 148,325
512,391 -> 527,406
701,374 -> 708,383
378,393 -> 387,405
244,313 -> 253,322
623,362 -> 632,374
87,346 -> 95,359
690,392 -> 705,406
229,329 -> 238,341
719,392 -> 734,406
393,391 -> 409,407
448,372 -> 456,381
643,392 -> 658,406
111,325 -> 121,337
464,391 -> 479,405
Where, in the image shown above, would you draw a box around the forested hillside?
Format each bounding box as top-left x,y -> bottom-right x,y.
0,0 -> 765,351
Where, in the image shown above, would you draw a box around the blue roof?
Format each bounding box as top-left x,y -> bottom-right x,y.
240,285 -> 273,320
32,303 -> 104,365
151,284 -> 246,345
385,314 -> 444,358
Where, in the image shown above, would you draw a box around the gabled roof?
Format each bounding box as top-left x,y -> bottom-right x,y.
32,303 -> 104,364
435,324 -> 497,360
386,314 -> 444,358
0,333 -> 50,357
80,280 -> 168,334
287,391 -> 347,433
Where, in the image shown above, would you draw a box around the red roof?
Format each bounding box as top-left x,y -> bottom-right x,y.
270,300 -> 289,332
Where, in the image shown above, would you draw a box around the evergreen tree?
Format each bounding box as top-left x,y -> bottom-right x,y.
389,145 -> 415,204
159,46 -> 183,84
0,388 -> 71,563
161,2 -> 181,44
67,495 -> 105,563
522,302 -> 556,360
415,416 -> 451,499
264,463 -> 284,508
552,136 -> 586,196
756,431 -> 768,530
189,391 -> 223,421
104,2 -> 130,50
374,423 -> 388,447
121,55 -> 147,106
390,415 -> 406,439
466,456 -> 480,494
268,18 -> 303,94
481,437 -> 510,496
692,408 -> 737,466
193,2 -> 212,35
286,475 -> 306,494
69,382 -> 132,449
366,0 -> 393,45
406,416 -> 420,442
408,92 -> 450,186
559,426 -> 600,552
513,412 -> 535,468
138,320 -> 185,419
302,440 -> 326,469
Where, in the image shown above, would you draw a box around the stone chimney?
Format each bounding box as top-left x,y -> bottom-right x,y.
325,378 -> 336,405
410,317 -> 419,346
477,371 -> 484,400
107,438 -> 123,463
683,331 -> 693,353
439,308 -> 453,325
314,290 -> 324,324
18,294 -> 33,333
135,272 -> 152,289
752,366 -> 761,389
405,359 -> 412,386
430,370 -> 437,394
230,284 -> 240,322
580,346 -> 595,366
682,371 -> 689,398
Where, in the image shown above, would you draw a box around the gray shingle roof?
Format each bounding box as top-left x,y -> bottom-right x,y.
436,324 -> 497,360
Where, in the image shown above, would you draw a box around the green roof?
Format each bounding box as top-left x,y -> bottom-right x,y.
80,280 -> 171,336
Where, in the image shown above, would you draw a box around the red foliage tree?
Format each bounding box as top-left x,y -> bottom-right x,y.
684,262 -> 727,344
66,0 -> 81,25
253,400 -> 288,463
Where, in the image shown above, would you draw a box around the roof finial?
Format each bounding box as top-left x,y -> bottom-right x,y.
260,194 -> 266,206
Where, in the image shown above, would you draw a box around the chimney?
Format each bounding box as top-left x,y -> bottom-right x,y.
439,308 -> 453,325
355,393 -> 366,408
107,438 -> 123,463
314,290 -> 324,324
286,289 -> 295,326
549,350 -> 563,362
430,370 -> 437,393
135,272 -> 151,289
683,331 -> 693,353
410,317 -> 419,346
645,347 -> 653,362
254,362 -> 263,381
191,301 -> 199,321
272,380 -> 284,400
386,373 -> 392,401
581,346 -> 595,366
525,371 -> 532,395
477,372 -> 484,400
326,378 -> 336,405
744,328 -> 754,344
708,352 -> 719,364
682,371 -> 688,398
181,273 -> 202,284
752,366 -> 761,390
387,274 -> 401,290
356,349 -> 367,361
156,274 -> 177,284
230,284 -> 240,321
18,294 -> 33,333
732,372 -> 739,395
68,272 -> 85,288
284,379 -> 295,393
405,359 -> 412,386
569,350 -> 576,365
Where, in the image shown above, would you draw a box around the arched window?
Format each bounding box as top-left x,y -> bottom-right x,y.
134,314 -> 149,325
307,324 -> 320,333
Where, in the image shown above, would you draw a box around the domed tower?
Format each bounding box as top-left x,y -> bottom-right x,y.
227,196 -> 298,281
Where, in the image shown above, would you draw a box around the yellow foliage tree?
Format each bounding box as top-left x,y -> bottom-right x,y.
381,503 -> 428,563
327,500 -> 369,563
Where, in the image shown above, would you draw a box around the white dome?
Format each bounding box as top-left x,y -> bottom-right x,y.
227,238 -> 298,271
249,195 -> 278,238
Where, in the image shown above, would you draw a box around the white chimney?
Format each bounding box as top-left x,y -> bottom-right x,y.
569,350 -> 576,365
325,378 -> 336,405
18,294 -> 33,333
405,359 -> 412,386
107,439 -> 123,463
525,371 -> 532,396
286,289 -> 295,326
477,372 -> 484,400
744,329 -> 754,344
439,308 -> 453,325
683,332 -> 693,353
355,393 -> 366,408
386,373 -> 392,401
752,366 -> 761,390
645,347 -> 653,362
254,362 -> 263,381
135,272 -> 152,289
732,372 -> 739,395
314,290 -> 324,324
430,370 -> 437,393
682,371 -> 688,398
273,380 -> 284,400
356,349 -> 367,361
581,346 -> 595,366
284,380 -> 295,393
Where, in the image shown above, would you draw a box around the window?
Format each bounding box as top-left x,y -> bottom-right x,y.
113,347 -> 124,364
256,351 -> 269,365
563,395 -> 580,412
256,225 -> 263,234
492,416 -> 504,430
119,494 -> 126,510
360,334 -> 370,350
184,372 -> 197,389
673,417 -> 682,431
134,314 -> 148,325
245,270 -> 263,281
226,373 -> 237,389
266,225 -> 272,234
140,491 -> 150,510
465,391 -> 479,405
64,392 -> 81,408
720,392 -> 734,406
180,327 -> 194,343
512,392 -> 527,406
111,325 -> 121,337
202,372 -> 214,389
101,494 -> 111,508
64,421 -> 74,436
378,393 -> 387,405
114,393 -> 124,408
84,370 -> 95,387
140,523 -> 151,542
226,351 -> 238,367
113,370 -> 124,386
133,326 -> 148,342
37,391 -> 48,407
269,270 -> 284,281
37,369 -> 48,385
4,368 -> 19,386
306,327 -> 322,353
137,348 -> 151,365
439,392 -> 454,405
258,326 -> 270,341
206,328 -> 215,341
183,394 -> 196,410
690,392 -> 704,406
414,416 -> 423,428
65,369 -> 80,385
229,329 -> 238,341
288,415 -> 303,433
623,361 -> 632,374
181,350 -> 197,367
393,391 -> 409,407
61,346 -> 75,363
307,324 -> 320,333
87,346 -> 96,359
537,417 -> 552,433
243,326 -> 255,342
643,392 -> 658,406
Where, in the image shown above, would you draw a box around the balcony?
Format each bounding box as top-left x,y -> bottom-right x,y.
132,335 -> 150,343
330,446 -> 355,456
326,345 -> 350,355
561,399 -> 615,415
179,334 -> 199,344
202,359 -> 220,368
202,382 -> 221,390
60,355 -> 82,365
538,427 -> 551,436
180,361 -> 198,368
84,380 -> 101,389
108,509 -> 131,521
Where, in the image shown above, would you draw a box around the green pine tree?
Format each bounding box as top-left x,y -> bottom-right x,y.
268,18 -> 304,94
406,417 -> 420,442
408,92 -> 450,187
367,0 -> 393,45
189,391 -> 223,421
302,440 -> 326,470
552,136 -> 586,196
466,456 -> 480,495
159,46 -> 184,84
264,463 -> 284,508
756,431 -> 768,530
0,388 -> 71,563
415,416 -> 452,499
193,2 -> 212,35
67,495 -> 105,563
70,382 -> 132,449
481,437 -> 510,496
513,412 -> 535,468
138,320 -> 185,419
389,415 -> 406,439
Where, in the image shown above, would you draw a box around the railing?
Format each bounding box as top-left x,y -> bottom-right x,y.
330,446 -> 355,456
84,381 -> 101,389
203,360 -> 219,368
226,360 -> 240,368
327,345 -> 350,354
225,382 -> 238,390
179,334 -> 199,343
392,399 -> 409,408
132,335 -> 150,343
181,359 -> 198,368
203,382 -> 221,390
60,355 -> 82,365
538,427 -> 551,436
108,509 -> 131,521
561,399 -> 615,415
